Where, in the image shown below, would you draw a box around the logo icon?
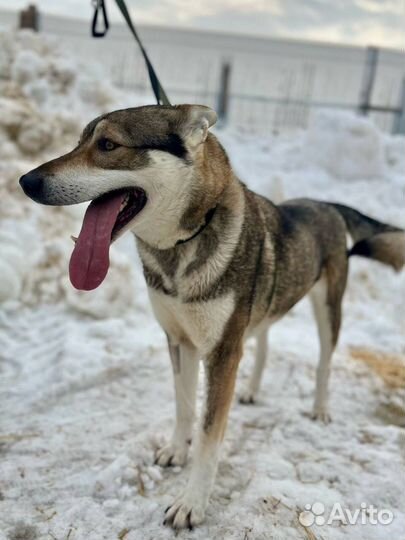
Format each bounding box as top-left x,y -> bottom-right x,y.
299,502 -> 325,527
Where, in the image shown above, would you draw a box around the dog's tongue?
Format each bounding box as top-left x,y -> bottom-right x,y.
69,192 -> 125,291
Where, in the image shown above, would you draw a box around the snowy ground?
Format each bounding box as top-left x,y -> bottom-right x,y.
0,31 -> 404,540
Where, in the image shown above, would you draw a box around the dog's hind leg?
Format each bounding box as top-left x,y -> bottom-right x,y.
155,339 -> 200,467
309,262 -> 347,423
309,278 -> 334,423
239,326 -> 268,404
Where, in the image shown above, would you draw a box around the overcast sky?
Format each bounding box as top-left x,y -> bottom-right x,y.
1,0 -> 404,49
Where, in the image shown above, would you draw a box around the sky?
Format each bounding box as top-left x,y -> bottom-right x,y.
0,0 -> 404,50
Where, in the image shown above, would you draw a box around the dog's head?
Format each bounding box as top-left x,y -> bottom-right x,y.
19,104 -> 220,290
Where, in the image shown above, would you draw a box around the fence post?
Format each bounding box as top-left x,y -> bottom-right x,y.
358,46 -> 379,116
217,62 -> 231,124
392,78 -> 405,135
19,4 -> 40,31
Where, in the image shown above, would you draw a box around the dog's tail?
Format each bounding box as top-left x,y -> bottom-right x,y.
330,203 -> 405,272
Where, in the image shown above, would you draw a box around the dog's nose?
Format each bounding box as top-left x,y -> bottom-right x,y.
19,171 -> 44,201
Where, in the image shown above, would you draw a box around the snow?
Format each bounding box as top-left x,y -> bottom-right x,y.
304,111 -> 385,180
0,30 -> 404,540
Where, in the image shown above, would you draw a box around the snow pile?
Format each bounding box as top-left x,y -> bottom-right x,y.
304,111 -> 385,179
1,30 -> 119,134
0,30 -> 112,163
0,30 -> 138,308
384,134 -> 405,175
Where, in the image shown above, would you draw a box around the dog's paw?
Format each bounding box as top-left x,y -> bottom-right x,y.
238,388 -> 256,405
155,442 -> 188,467
163,492 -> 206,529
311,408 -> 331,424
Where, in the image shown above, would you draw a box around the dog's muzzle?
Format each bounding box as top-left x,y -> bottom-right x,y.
19,171 -> 45,202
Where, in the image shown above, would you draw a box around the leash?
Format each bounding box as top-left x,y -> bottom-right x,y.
91,0 -> 171,106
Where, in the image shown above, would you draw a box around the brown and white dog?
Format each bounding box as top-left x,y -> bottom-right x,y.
19,104 -> 405,529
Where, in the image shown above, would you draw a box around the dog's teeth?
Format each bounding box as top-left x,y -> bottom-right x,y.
70,235 -> 78,243
119,194 -> 130,212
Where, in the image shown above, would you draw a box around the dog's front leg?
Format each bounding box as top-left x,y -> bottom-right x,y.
164,323 -> 244,529
155,339 -> 200,467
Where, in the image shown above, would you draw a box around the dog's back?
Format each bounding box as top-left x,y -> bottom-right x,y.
248,194 -> 404,324
261,197 -> 348,319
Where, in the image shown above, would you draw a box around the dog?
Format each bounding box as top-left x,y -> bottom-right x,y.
19,104 -> 405,529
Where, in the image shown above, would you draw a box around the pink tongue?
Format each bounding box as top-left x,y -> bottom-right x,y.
69,192 -> 125,291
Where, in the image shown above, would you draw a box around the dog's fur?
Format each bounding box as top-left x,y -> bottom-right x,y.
20,104 -> 405,529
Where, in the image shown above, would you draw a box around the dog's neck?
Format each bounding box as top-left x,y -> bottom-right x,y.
133,134 -> 236,250
136,176 -> 245,295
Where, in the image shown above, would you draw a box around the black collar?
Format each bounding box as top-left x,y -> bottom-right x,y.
176,206 -> 217,246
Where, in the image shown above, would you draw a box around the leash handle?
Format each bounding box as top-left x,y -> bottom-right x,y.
113,0 -> 171,105
91,0 -> 109,37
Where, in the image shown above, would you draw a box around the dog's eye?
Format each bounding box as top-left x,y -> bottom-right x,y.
98,138 -> 119,152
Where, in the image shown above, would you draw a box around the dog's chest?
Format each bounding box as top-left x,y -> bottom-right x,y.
147,287 -> 235,353
137,236 -> 238,352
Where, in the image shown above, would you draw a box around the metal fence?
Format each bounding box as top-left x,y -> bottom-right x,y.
2,8 -> 405,134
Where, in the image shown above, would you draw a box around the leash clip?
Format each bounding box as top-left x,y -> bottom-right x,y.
91,0 -> 109,37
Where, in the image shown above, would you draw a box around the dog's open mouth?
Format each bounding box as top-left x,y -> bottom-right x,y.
69,188 -> 147,291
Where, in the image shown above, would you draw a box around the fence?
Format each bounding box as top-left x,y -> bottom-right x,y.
2,7 -> 405,134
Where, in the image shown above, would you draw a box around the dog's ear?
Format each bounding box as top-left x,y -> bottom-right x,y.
177,105 -> 217,148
